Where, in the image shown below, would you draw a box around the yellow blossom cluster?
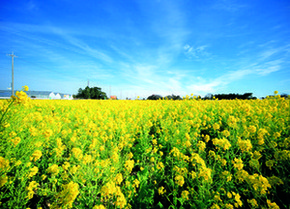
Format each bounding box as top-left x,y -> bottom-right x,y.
26,181 -> 39,199
0,92 -> 288,208
54,181 -> 79,208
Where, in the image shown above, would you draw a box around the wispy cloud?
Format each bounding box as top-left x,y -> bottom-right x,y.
51,28 -> 113,63
259,48 -> 282,61
212,0 -> 247,12
186,68 -> 253,95
184,43 -> 289,95
183,44 -> 211,59
1,0 -> 289,98
256,66 -> 280,76
1,22 -> 114,64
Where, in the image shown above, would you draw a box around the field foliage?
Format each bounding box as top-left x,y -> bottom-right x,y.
0,90 -> 289,209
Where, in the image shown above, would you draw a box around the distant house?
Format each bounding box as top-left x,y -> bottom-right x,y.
0,90 -> 71,100
49,92 -> 55,99
55,93 -> 61,99
110,95 -> 117,100
63,95 -> 73,100
26,91 -> 52,99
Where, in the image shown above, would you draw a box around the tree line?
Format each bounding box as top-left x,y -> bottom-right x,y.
73,86 -> 288,100
146,93 -> 257,100
73,86 -> 107,99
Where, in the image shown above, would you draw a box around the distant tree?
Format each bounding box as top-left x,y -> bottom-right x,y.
213,93 -> 256,100
204,93 -> 213,100
147,94 -> 162,100
241,93 -> 253,100
281,93 -> 288,99
164,94 -> 182,100
172,94 -> 182,100
74,86 -> 107,99
77,88 -> 84,98
84,86 -> 91,99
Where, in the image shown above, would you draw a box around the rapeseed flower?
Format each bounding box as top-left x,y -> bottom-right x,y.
26,181 -> 39,199
82,154 -> 92,165
71,147 -> 83,160
55,181 -> 79,208
158,186 -> 166,195
248,125 -> 256,134
248,174 -> 271,195
190,171 -> 197,179
22,85 -> 29,91
232,158 -> 243,170
181,190 -> 189,200
197,140 -> 206,151
222,130 -> 230,138
199,166 -> 212,182
232,192 -> 242,207
0,176 -> 8,187
220,158 -> 227,166
115,173 -> 123,185
11,137 -> 21,146
212,138 -> 231,150
185,140 -> 191,148
237,138 -> 252,153
133,179 -> 140,188
221,171 -> 232,182
175,175 -> 185,187
124,159 -> 134,173
267,200 -> 280,209
62,162 -> 70,171
30,150 -> 42,162
213,123 -> 220,130
46,164 -> 60,176
114,187 -> 127,208
28,166 -> 38,178
0,157 -> 10,172
157,162 -> 164,170
14,90 -> 30,105
210,203 -> 220,209
43,129 -> 53,138
247,199 -> 258,208
93,205 -> 106,209
224,204 -> 234,209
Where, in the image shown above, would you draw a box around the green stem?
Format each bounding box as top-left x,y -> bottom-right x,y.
0,99 -> 15,125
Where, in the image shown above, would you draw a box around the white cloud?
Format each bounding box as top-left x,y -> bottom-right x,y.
187,82 -> 221,94
256,66 -> 280,76
185,68 -> 252,95
53,30 -> 113,63
183,44 -> 210,59
259,48 -> 281,60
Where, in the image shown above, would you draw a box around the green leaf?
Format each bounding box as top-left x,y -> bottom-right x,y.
157,201 -> 164,208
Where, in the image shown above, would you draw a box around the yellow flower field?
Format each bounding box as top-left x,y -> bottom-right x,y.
0,90 -> 289,208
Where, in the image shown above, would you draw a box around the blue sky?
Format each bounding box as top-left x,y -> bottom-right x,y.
0,0 -> 289,99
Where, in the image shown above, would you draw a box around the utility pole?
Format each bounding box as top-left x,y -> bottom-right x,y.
87,79 -> 90,87
8,52 -> 17,96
